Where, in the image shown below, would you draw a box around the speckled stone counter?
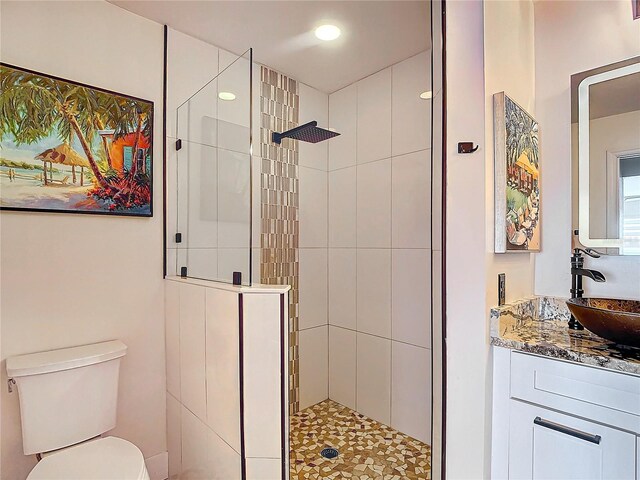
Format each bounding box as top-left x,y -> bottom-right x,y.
490,296 -> 640,376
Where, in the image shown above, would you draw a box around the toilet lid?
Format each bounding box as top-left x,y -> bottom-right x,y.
27,437 -> 149,480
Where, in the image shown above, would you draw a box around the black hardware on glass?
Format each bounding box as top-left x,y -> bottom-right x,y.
176,139 -> 182,151
272,121 -> 340,145
569,231 -> 606,329
175,232 -> 182,244
533,416 -> 601,445
180,266 -> 187,278
498,273 -> 506,307
233,271 -> 242,286
458,142 -> 479,154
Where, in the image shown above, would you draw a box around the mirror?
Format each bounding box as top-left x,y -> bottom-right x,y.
572,57 -> 640,255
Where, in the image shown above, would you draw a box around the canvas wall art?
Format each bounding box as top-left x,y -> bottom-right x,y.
494,92 -> 540,252
0,63 -> 153,216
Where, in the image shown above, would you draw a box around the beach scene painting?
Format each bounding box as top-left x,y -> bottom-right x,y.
0,63 -> 153,216
494,92 -> 540,252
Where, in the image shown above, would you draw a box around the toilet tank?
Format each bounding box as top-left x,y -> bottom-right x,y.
6,340 -> 127,455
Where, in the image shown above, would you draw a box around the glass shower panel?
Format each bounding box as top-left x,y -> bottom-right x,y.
176,49 -> 253,285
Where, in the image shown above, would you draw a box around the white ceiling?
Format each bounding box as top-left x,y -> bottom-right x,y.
109,0 -> 430,93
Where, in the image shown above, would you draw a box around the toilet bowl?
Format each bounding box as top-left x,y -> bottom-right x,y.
27,437 -> 149,480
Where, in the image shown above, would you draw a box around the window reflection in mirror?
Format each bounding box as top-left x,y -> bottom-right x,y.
620,158 -> 640,254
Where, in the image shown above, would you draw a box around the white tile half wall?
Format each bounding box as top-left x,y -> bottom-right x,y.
327,51 -> 433,444
165,277 -> 289,480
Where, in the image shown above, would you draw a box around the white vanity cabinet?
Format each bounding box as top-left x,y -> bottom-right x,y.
492,347 -> 640,479
508,401 -> 636,480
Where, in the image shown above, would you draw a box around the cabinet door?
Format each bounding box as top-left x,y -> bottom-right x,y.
508,400 -> 636,480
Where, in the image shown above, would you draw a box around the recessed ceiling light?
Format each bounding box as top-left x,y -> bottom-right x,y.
315,24 -> 341,41
218,91 -> 236,101
420,91 -> 433,100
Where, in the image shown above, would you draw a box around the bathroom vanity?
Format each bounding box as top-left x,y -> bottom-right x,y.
490,297 -> 640,479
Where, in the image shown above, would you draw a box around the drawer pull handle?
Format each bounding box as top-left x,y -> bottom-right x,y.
533,417 -> 601,445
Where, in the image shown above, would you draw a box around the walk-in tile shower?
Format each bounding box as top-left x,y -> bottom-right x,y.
165,6 -> 437,477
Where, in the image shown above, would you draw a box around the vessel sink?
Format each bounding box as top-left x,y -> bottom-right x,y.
566,298 -> 640,347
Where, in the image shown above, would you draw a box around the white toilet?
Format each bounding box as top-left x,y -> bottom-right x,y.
6,340 -> 150,480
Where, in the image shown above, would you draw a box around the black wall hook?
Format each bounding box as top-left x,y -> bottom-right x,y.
458,142 -> 479,154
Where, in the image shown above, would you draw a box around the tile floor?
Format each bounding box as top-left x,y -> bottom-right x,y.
290,399 -> 431,479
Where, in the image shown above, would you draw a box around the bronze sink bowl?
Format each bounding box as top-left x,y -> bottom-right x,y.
566,298 -> 640,347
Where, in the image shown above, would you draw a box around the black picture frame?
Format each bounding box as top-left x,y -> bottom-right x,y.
0,62 -> 154,218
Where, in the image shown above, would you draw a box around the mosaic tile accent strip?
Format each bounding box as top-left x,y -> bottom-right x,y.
259,66 -> 301,414
490,296 -> 640,375
290,400 -> 431,479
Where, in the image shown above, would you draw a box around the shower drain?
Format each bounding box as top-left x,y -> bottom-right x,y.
320,447 -> 339,459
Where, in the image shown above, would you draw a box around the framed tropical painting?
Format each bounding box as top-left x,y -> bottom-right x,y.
494,92 -> 540,252
0,63 -> 153,216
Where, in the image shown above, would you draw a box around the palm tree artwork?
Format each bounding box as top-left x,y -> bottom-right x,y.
0,63 -> 152,216
505,96 -> 539,249
494,92 -> 540,252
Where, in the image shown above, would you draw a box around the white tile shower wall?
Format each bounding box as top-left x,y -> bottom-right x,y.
297,84 -> 331,410
392,149 -> 432,248
392,249 -> 432,348
298,248 -> 328,331
328,326 -> 357,410
166,29 -> 253,283
392,52 -> 432,156
299,83 -> 329,171
165,278 -> 288,479
328,84 -> 357,171
391,342 -> 432,444
299,326 -> 329,410
165,280 -> 241,479
179,283 -> 207,421
299,165 -> 327,248
328,249 -> 357,330
166,28 -> 219,276
357,249 -> 392,338
328,167 -> 357,247
205,289 -> 241,452
356,158 -> 392,248
242,292 -> 284,458
356,333 -> 392,425
166,393 -> 182,479
327,51 -> 432,436
357,69 -> 392,164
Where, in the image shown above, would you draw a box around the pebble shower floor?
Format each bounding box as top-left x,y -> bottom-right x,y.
290,400 -> 431,479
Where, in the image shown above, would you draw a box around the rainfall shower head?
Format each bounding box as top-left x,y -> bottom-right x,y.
272,121 -> 340,144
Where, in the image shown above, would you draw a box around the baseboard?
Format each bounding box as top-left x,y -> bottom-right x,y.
145,451 -> 169,480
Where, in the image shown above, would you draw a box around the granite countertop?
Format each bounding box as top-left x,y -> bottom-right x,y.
490,296 -> 640,376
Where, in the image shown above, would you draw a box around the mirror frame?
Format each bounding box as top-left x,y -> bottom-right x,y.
577,61 -> 640,249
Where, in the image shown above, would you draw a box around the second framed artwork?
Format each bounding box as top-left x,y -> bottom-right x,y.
0,63 -> 153,217
494,92 -> 540,253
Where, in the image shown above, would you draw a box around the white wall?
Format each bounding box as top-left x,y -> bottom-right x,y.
444,1 -> 489,476
484,0 -> 536,307
327,51 -> 433,444
445,0 -> 536,477
0,2 -> 166,479
534,0 -> 640,301
587,110 -> 640,238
